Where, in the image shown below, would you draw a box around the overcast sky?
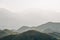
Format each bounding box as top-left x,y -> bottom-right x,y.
0,0 -> 60,30
0,0 -> 60,12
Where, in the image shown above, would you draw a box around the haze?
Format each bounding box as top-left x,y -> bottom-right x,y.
0,0 -> 60,30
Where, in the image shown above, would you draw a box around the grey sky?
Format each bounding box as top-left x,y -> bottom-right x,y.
0,0 -> 60,12
0,0 -> 60,30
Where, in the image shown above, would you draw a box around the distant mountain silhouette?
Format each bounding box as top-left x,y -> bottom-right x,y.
37,22 -> 60,33
0,30 -> 57,40
0,8 -> 19,30
17,26 -> 38,33
17,22 -> 60,33
17,26 -> 30,33
0,8 -> 12,18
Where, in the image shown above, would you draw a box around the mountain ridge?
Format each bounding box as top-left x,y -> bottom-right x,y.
17,22 -> 60,33
0,30 -> 57,40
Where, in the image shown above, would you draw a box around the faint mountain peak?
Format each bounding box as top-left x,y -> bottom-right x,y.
0,8 -> 8,10
17,26 -> 30,33
47,22 -> 53,23
47,22 -> 60,24
0,8 -> 10,12
18,26 -> 30,30
0,8 -> 12,16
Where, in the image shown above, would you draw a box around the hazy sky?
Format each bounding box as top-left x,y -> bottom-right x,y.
0,0 -> 60,30
0,0 -> 60,12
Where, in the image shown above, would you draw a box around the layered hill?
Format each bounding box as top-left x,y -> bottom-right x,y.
17,22 -> 60,33
37,22 -> 60,33
0,29 -> 17,38
17,22 -> 60,39
0,30 -> 57,40
17,26 -> 37,33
